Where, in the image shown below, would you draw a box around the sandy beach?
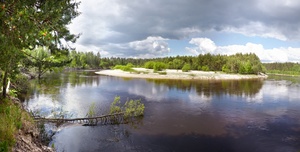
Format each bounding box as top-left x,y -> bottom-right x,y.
95,68 -> 267,80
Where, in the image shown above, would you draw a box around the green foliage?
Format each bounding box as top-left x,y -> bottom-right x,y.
239,60 -> 253,74
8,89 -> 18,98
201,65 -> 210,71
222,53 -> 265,74
99,61 -> 109,69
144,61 -> 155,69
182,63 -> 191,72
0,141 -> 9,152
110,96 -> 145,118
113,63 -> 136,72
11,74 -> 30,95
0,99 -> 23,151
126,63 -> 134,68
69,51 -> 101,69
0,0 -> 80,98
263,62 -> 300,75
222,65 -> 230,73
22,47 -> 71,79
86,102 -> 96,118
153,62 -> 167,71
124,99 -> 145,118
144,61 -> 167,71
96,53 -> 263,75
110,96 -> 122,114
171,59 -> 184,70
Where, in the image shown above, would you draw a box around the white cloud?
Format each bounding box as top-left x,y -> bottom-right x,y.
188,38 -> 217,54
186,37 -> 300,62
67,0 -> 300,59
128,36 -> 171,58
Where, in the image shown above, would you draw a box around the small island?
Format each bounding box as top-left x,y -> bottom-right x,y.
96,53 -> 268,80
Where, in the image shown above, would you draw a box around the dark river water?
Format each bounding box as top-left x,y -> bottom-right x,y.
23,71 -> 300,152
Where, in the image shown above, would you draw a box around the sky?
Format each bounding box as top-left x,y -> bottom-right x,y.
68,0 -> 300,62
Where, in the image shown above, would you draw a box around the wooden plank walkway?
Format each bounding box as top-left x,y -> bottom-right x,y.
34,112 -> 125,126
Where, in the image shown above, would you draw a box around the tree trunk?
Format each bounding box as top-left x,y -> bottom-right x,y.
38,65 -> 42,79
2,69 -> 8,99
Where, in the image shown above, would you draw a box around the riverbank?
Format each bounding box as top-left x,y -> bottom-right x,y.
0,97 -> 53,152
266,73 -> 300,77
95,68 -> 267,80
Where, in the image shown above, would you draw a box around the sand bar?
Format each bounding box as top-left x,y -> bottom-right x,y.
95,68 -> 268,80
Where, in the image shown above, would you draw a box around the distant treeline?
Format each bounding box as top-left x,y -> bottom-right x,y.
263,62 -> 300,75
69,50 -> 101,69
25,48 -> 300,78
69,52 -> 265,74
23,49 -> 266,75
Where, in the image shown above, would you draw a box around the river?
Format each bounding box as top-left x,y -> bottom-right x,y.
23,71 -> 300,152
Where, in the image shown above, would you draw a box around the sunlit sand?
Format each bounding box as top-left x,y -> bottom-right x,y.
95,68 -> 267,80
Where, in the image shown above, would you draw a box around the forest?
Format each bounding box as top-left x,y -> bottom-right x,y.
263,62 -> 300,75
0,1 -> 80,151
18,49 -> 266,77
69,52 -> 266,74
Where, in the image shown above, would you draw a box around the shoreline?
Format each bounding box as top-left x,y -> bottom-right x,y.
95,68 -> 268,80
266,73 -> 300,77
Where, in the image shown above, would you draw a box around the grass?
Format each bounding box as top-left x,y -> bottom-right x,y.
158,71 -> 167,75
153,70 -> 167,75
86,102 -> 96,118
267,70 -> 300,76
113,63 -> 137,73
189,73 -> 196,77
0,98 -> 34,152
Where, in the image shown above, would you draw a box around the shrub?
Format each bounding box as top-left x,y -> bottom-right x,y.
144,61 -> 155,69
126,63 -> 133,68
113,63 -> 135,72
145,61 -> 167,71
110,96 -> 122,114
222,65 -> 230,73
153,62 -> 167,71
201,65 -> 210,71
182,63 -> 191,72
110,96 -> 145,119
12,74 -> 30,94
124,99 -> 145,118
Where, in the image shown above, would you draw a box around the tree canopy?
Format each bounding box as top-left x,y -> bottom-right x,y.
97,53 -> 266,75
0,0 -> 80,98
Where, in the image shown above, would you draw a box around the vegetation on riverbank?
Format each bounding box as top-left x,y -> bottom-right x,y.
0,99 -> 22,151
263,62 -> 300,76
0,1 -> 77,151
113,63 -> 137,73
108,53 -> 265,75
0,98 -> 38,151
110,96 -> 145,119
1,0 -> 80,97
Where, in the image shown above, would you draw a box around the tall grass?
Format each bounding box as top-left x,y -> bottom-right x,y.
86,102 -> 96,118
0,98 -> 32,152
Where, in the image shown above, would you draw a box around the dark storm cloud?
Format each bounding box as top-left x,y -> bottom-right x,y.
69,0 -> 300,57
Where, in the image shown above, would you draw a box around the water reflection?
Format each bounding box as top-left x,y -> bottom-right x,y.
147,79 -> 264,98
24,72 -> 300,152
